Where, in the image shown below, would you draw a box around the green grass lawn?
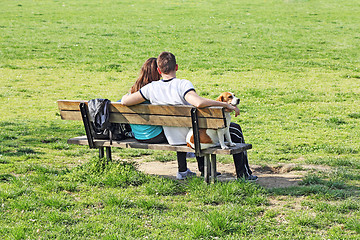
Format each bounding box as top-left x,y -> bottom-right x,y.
1,0 -> 359,239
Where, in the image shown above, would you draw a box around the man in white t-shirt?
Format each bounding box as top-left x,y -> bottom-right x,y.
122,52 -> 257,181
139,77 -> 196,145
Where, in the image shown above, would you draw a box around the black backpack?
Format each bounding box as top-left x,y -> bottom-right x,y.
88,99 -> 133,143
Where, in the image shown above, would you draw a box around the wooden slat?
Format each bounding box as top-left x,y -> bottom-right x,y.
67,136 -> 252,155
60,110 -> 82,121
110,103 -> 224,118
57,100 -> 86,111
109,113 -> 225,128
58,100 -> 227,129
57,100 -> 225,118
60,110 -> 226,128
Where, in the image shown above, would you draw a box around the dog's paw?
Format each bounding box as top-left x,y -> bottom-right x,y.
221,145 -> 229,149
229,142 -> 237,147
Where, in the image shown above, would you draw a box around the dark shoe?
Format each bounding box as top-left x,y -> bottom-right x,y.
201,171 -> 222,177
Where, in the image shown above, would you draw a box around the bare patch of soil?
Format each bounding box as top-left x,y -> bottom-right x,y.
131,158 -> 330,188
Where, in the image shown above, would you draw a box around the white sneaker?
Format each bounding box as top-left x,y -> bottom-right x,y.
176,168 -> 196,180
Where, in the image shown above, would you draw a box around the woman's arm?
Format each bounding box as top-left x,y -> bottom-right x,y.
184,90 -> 240,116
121,91 -> 146,106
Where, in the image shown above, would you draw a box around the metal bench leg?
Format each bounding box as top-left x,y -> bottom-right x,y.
106,147 -> 112,163
211,154 -> 217,183
204,154 -> 210,184
99,147 -> 104,158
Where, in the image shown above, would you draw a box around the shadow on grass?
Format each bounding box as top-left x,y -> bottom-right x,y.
268,174 -> 360,200
0,174 -> 17,181
0,119 -> 83,158
1,147 -> 42,157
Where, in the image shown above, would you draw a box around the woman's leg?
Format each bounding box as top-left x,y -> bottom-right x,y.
230,122 -> 253,178
176,152 -> 188,172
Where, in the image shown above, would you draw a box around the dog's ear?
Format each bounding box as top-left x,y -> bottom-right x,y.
216,95 -> 224,102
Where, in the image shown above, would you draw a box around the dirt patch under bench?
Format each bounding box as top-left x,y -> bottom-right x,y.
131,158 -> 329,188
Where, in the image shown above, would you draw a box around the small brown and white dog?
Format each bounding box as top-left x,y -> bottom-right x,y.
186,92 -> 240,150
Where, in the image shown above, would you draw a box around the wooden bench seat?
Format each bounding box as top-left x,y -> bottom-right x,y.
57,100 -> 252,183
67,136 -> 251,155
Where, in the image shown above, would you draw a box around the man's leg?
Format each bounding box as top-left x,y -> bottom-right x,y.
196,156 -> 204,173
230,122 -> 253,178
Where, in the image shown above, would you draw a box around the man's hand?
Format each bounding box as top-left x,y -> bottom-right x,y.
225,105 -> 240,117
184,90 -> 240,116
233,106 -> 240,117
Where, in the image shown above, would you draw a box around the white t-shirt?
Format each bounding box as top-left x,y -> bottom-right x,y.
140,78 -> 195,145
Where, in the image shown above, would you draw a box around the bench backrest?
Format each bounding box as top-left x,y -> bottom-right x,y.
57,100 -> 227,129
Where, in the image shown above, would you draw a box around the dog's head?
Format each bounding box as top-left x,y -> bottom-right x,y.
216,92 -> 240,106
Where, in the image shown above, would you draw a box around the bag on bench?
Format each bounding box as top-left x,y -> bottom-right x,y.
88,98 -> 133,142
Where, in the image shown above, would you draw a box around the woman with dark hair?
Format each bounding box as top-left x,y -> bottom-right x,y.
129,58 -> 161,94
124,58 -> 166,144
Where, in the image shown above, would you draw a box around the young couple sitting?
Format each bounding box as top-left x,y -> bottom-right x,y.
121,52 -> 257,181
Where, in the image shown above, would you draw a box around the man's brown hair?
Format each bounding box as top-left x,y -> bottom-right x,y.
157,52 -> 176,74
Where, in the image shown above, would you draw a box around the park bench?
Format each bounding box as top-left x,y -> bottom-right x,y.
57,100 -> 252,183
